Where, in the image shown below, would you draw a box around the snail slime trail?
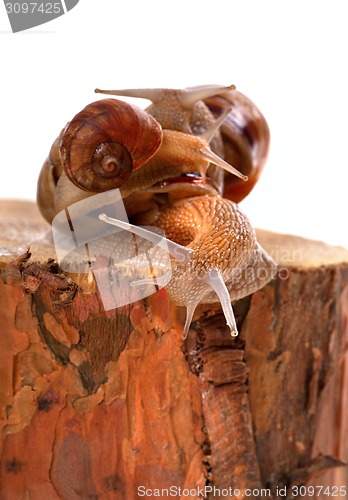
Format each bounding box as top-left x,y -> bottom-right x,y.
37,84 -> 277,339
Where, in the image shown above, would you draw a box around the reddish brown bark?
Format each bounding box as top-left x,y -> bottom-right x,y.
0,200 -> 347,499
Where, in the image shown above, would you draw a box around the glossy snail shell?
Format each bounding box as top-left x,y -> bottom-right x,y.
36,130 -> 64,223
61,98 -> 162,192
204,90 -> 270,203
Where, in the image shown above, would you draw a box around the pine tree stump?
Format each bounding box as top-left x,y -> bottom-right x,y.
0,200 -> 347,499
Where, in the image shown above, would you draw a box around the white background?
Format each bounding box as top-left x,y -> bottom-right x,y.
1,0 -> 347,249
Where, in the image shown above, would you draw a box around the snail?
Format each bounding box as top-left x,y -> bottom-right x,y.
99,197 -> 275,339
95,84 -> 270,204
37,84 -> 276,338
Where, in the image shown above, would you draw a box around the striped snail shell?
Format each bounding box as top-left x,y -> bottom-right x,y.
37,98 -> 163,222
37,131 -> 64,223
60,98 -> 162,192
204,89 -> 270,203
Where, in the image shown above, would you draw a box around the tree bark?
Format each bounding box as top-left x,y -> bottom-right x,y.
0,200 -> 347,499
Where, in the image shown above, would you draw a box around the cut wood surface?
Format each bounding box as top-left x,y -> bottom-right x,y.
0,199 -> 347,499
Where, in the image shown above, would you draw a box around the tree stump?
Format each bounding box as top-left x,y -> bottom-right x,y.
0,200 -> 347,499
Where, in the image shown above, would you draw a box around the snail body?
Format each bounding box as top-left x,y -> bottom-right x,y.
37,84 -> 276,338
100,195 -> 276,338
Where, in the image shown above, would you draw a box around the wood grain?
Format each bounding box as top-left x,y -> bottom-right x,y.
0,200 -> 347,499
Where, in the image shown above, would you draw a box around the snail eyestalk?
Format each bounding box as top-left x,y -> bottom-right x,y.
200,108 -> 232,143
98,213 -> 193,265
200,148 -> 248,182
204,268 -> 239,337
94,84 -> 237,108
180,84 -> 236,108
182,302 -> 200,340
37,83 -> 273,343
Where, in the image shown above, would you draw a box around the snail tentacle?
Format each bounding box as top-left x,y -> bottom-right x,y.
204,268 -> 238,337
180,84 -> 236,108
199,148 -> 248,181
98,213 -> 193,265
37,83 -> 275,340
38,83 -> 271,223
182,301 -> 200,340
200,107 -> 231,143
95,85 -> 236,138
95,84 -> 235,108
119,128 -> 247,199
99,196 -> 277,339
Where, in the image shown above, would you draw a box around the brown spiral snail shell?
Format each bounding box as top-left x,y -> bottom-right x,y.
37,98 -> 163,221
60,98 -> 162,192
204,89 -> 270,203
37,84 -> 276,338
